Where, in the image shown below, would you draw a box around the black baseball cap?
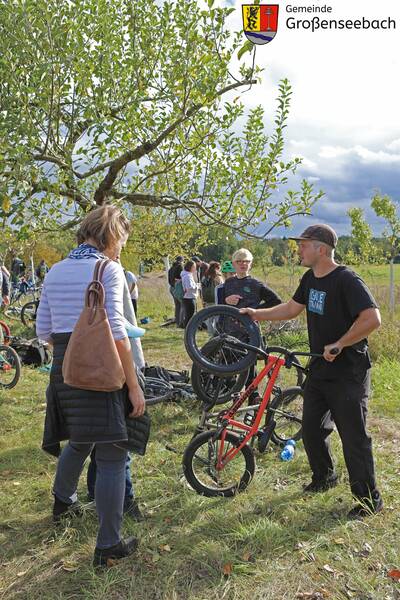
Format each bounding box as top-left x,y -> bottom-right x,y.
191,255 -> 201,262
289,224 -> 338,248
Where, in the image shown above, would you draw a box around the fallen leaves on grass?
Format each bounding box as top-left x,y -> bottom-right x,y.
387,569 -> 400,581
222,562 -> 233,576
159,544 -> 171,553
333,538 -> 345,545
61,560 -> 79,572
322,564 -> 335,574
242,551 -> 252,562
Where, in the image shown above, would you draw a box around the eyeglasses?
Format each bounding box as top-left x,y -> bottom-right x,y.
235,260 -> 251,264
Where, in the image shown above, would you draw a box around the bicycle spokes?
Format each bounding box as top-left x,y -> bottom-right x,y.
191,435 -> 246,490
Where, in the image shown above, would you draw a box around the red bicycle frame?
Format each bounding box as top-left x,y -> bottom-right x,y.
216,354 -> 286,470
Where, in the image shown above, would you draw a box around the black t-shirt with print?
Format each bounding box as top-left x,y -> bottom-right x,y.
292,266 -> 378,380
222,276 -> 282,310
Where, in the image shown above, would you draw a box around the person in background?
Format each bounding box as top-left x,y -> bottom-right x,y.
124,269 -> 139,316
201,261 -> 223,308
181,259 -> 198,327
36,259 -> 49,282
191,255 -> 209,305
10,256 -> 25,285
0,265 -> 10,307
222,248 -> 282,404
215,260 -> 236,305
86,259 -> 146,522
168,256 -> 184,327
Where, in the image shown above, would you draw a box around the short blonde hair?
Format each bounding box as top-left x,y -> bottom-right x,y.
77,205 -> 131,251
232,248 -> 253,262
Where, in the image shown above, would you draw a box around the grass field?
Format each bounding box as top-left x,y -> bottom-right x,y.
1,265 -> 400,600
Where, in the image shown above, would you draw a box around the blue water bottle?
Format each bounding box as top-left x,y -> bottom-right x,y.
280,439 -> 296,461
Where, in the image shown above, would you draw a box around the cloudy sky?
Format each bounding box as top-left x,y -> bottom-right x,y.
223,0 -> 400,235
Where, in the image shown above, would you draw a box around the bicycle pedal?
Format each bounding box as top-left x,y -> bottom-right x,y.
258,419 -> 276,453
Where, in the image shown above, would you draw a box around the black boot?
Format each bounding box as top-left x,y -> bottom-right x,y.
347,490 -> 383,519
93,536 -> 139,568
53,496 -> 83,523
303,475 -> 338,493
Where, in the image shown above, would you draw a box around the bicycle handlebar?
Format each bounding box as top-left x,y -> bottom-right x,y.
223,337 -> 340,368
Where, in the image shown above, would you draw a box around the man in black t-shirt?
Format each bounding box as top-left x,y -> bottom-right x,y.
240,225 -> 383,519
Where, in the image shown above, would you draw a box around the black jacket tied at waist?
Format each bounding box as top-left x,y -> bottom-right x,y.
42,332 -> 150,457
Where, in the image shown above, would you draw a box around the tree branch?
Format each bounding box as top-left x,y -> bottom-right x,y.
88,78 -> 257,204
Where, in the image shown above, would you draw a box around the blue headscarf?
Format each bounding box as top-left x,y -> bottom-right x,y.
68,243 -> 106,260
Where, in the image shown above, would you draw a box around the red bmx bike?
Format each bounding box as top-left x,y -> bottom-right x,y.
182,306 -> 336,497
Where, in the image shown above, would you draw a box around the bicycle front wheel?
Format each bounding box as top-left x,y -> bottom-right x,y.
0,345 -> 21,389
182,430 -> 255,497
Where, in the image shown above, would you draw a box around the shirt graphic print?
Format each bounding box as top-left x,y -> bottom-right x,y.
308,288 -> 326,315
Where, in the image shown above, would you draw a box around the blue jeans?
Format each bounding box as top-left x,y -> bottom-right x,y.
87,447 -> 134,507
53,441 -> 127,549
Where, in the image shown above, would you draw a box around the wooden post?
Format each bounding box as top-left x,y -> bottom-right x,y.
389,257 -> 395,313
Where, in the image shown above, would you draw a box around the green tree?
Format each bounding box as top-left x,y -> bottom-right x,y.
347,207 -> 383,265
1,0 -> 323,241
371,193 -> 400,312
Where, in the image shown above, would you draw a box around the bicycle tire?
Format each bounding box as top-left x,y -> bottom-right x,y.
191,364 -> 249,406
0,345 -> 21,389
184,305 -> 261,376
0,321 -> 11,345
268,386 -> 303,446
191,337 -> 249,405
182,429 -> 255,497
21,300 -> 38,328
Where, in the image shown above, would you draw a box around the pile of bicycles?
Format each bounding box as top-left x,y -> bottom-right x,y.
181,305 -> 322,497
4,280 -> 41,328
0,320 -> 21,389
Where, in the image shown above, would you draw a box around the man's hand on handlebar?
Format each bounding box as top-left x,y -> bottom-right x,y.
239,307 -> 258,321
323,343 -> 342,362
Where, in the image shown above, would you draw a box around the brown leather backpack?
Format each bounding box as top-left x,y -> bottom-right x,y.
62,259 -> 126,392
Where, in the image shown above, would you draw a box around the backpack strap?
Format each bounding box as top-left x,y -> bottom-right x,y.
85,259 -> 112,317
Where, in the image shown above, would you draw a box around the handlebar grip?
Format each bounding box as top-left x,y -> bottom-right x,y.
329,347 -> 340,355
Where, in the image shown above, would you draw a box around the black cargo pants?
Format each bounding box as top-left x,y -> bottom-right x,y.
302,370 -> 379,499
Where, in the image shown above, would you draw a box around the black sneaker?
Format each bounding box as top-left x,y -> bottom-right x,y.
347,491 -> 383,520
303,476 -> 338,493
93,536 -> 139,568
124,498 -> 145,522
53,497 -> 83,523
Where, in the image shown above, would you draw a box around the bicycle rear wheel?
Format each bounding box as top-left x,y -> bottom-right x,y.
0,345 -> 21,389
184,306 -> 261,376
268,386 -> 303,446
182,430 -> 255,497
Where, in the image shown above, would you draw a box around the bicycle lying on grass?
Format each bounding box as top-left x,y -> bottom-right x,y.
0,319 -> 21,389
182,305 -> 338,497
